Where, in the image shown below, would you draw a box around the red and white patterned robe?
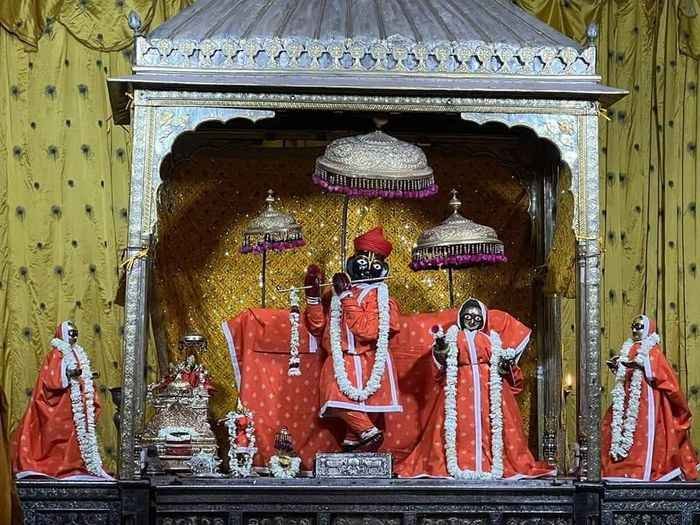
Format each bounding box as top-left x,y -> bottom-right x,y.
12,322 -> 110,480
601,320 -> 699,481
222,306 -> 547,476
305,283 -> 402,416
396,305 -> 553,479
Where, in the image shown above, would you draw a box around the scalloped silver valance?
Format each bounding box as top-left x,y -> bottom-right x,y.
135,36 -> 596,78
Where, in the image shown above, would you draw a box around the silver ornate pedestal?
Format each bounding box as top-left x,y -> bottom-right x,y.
315,453 -> 392,478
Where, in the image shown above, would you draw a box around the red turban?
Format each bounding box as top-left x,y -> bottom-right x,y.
353,227 -> 393,258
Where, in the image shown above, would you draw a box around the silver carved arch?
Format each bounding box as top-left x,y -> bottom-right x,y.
120,106 -> 275,475
460,111 -> 588,237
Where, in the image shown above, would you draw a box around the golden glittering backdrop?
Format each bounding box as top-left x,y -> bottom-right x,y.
155,136 -> 540,435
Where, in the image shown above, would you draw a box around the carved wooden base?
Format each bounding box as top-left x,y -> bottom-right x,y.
601,482 -> 700,525
17,478 -> 700,525
151,478 -> 575,525
17,480 -> 122,525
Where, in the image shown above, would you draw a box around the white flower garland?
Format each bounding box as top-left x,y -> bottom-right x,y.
609,333 -> 658,461
225,406 -> 257,477
268,454 -> 301,478
443,327 -> 519,480
288,288 -> 301,376
51,338 -> 104,477
329,283 -> 390,401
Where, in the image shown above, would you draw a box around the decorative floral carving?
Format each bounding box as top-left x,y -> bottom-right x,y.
612,514 -> 680,525
334,516 -> 400,525
137,37 -> 595,78
248,517 -> 314,525
315,452 -> 392,478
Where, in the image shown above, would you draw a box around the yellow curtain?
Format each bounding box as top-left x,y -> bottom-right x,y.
0,0 -> 194,50
1,0 -> 699,475
519,0 -> 700,456
0,0 -> 192,474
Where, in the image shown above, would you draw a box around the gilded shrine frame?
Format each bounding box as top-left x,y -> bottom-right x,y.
119,90 -> 601,481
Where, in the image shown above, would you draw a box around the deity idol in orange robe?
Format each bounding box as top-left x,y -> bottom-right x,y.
12,321 -> 111,480
304,227 -> 402,451
602,315 -> 699,481
397,299 -> 553,479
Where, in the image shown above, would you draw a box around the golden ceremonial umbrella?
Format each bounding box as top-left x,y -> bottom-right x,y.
241,189 -> 305,307
313,124 -> 437,265
411,189 -> 507,308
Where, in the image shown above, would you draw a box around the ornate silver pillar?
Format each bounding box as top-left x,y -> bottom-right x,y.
118,94 -> 275,478
575,111 -> 601,481
532,159 -> 563,465
119,102 -> 155,478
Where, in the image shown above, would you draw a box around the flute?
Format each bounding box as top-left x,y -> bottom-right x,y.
275,275 -> 392,293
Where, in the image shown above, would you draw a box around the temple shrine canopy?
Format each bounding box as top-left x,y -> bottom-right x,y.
108,0 -> 627,481
109,0 -> 626,123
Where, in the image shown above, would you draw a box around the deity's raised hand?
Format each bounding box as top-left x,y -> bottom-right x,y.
304,264 -> 324,299
430,325 -> 448,367
606,355 -> 619,374
332,272 -> 352,296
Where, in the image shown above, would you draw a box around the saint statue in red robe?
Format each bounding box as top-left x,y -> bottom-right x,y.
12,321 -> 111,480
304,227 -> 402,451
602,315 -> 699,481
397,299 -> 553,479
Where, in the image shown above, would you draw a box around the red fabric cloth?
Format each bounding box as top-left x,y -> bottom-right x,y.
222,309 -> 342,472
222,306 -> 449,471
601,334 -> 699,481
11,346 -> 102,479
305,285 -> 402,416
337,410 -> 376,435
353,227 -> 392,257
223,303 -> 548,477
